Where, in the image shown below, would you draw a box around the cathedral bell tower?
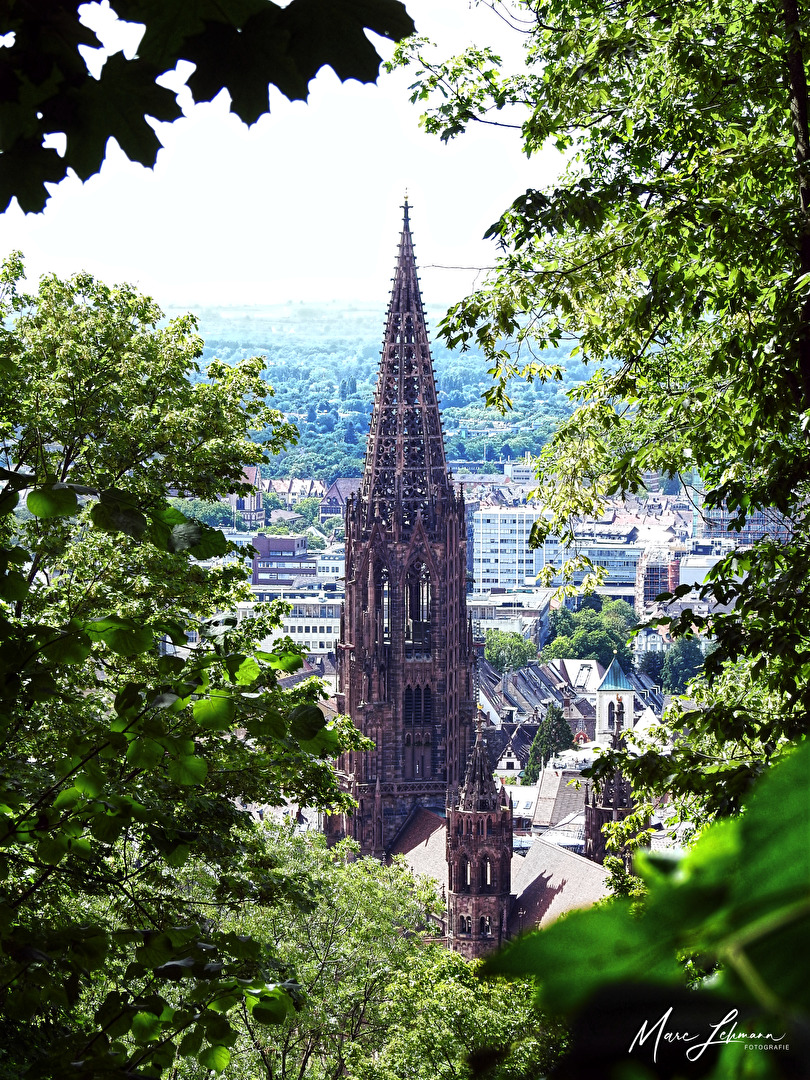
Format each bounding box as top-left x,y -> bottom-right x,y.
446,724 -> 513,959
332,201 -> 475,855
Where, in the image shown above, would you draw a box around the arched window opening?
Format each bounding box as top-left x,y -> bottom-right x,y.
423,687 -> 432,721
480,857 -> 492,890
462,859 -> 471,891
405,562 -> 431,656
608,701 -> 615,730
414,686 -> 423,722
423,731 -> 431,746
480,915 -> 492,937
375,565 -> 391,643
405,733 -> 412,747
404,687 -> 414,724
617,698 -> 625,728
465,915 -> 472,934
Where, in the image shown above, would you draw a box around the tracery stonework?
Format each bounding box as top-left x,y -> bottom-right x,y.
330,202 -> 476,855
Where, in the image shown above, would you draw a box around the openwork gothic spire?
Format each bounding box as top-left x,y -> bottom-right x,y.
456,723 -> 501,812
361,199 -> 451,530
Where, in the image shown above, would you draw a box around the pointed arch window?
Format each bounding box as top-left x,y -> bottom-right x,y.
608,701 -> 615,730
404,687 -> 414,724
405,561 -> 431,656
375,564 -> 391,643
480,857 -> 492,890
423,687 -> 432,722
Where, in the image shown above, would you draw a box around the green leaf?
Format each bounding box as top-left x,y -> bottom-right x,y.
199,1045 -> 231,1073
36,835 -> 68,865
84,616 -> 154,656
257,649 -> 304,672
164,842 -> 190,867
131,1010 -> 162,1043
90,497 -> 149,538
482,901 -> 682,1013
299,726 -> 341,757
0,570 -> 29,600
156,955 -> 197,981
0,490 -> 20,515
167,754 -> 208,786
288,703 -> 326,741
234,656 -> 261,685
26,486 -> 79,518
90,811 -> 126,844
193,692 -> 236,731
252,988 -> 293,1024
39,630 -> 92,664
734,741 -> 810,915
75,762 -> 106,798
126,737 -> 165,770
178,1027 -> 204,1056
53,787 -> 83,810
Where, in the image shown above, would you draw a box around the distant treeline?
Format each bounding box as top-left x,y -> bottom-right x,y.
170,301 -> 588,486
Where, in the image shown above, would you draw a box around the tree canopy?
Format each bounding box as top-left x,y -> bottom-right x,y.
540,600 -> 636,670
0,262 -> 367,1078
523,704 -> 572,784
395,0 -> 810,816
0,0 -> 415,214
484,628 -> 537,673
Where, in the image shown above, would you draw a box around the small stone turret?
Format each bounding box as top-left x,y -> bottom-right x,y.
446,724 -> 512,959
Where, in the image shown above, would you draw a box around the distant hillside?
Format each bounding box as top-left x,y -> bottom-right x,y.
165,301 -> 588,485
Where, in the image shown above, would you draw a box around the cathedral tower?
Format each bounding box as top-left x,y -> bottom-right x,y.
446,725 -> 513,959
333,201 -> 475,854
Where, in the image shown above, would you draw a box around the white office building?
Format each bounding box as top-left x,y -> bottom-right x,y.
473,508 -> 643,591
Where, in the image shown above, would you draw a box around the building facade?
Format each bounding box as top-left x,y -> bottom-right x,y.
331,203 -> 476,854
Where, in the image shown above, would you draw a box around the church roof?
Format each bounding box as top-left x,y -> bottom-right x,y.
509,837 -> 610,933
359,199 -> 452,531
598,657 -> 634,692
389,807 -> 448,888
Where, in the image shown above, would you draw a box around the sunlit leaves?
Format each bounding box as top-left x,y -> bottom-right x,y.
192,691 -> 236,730
0,260 -> 373,1078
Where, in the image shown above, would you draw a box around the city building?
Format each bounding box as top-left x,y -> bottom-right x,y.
319,477 -> 362,522
250,533 -> 317,591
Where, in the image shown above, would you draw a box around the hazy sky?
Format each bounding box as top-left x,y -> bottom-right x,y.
0,0 -> 563,310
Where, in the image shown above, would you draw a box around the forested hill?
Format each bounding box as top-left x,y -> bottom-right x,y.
166,301 -> 587,485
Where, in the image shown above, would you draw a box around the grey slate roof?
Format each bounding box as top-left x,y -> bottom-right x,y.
509,837 -> 610,933
390,808 -> 448,888
532,769 -> 586,828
